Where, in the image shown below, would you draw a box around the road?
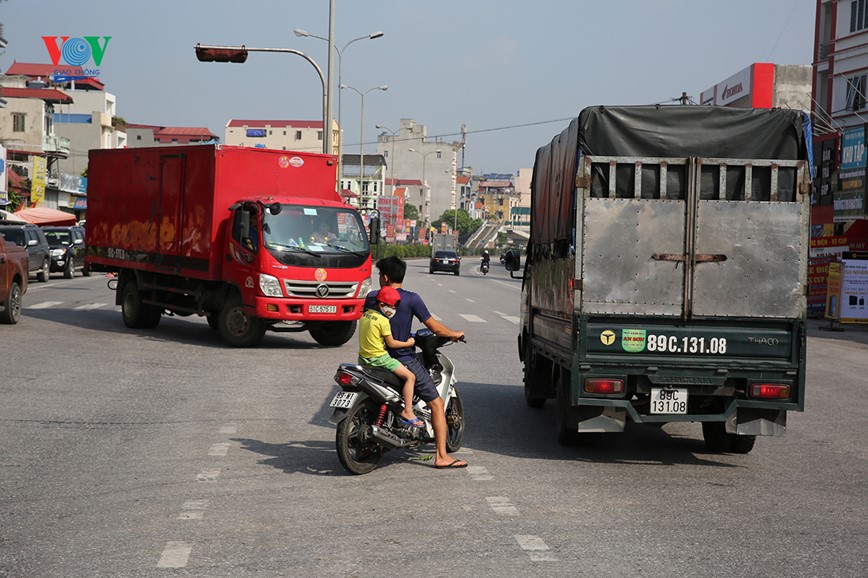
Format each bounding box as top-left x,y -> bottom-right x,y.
1,261 -> 866,577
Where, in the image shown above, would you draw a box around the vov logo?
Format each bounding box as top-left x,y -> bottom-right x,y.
42,36 -> 112,81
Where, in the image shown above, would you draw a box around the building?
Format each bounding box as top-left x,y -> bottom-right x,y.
126,124 -> 218,148
476,173 -> 517,223
341,153 -> 386,211
699,62 -> 811,110
375,118 -> 460,227
224,119 -> 339,156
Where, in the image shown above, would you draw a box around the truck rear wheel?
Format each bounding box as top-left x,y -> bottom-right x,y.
309,320 -> 357,347
702,422 -> 756,454
218,297 -> 265,347
121,281 -> 161,329
555,374 -> 582,446
523,342 -> 546,409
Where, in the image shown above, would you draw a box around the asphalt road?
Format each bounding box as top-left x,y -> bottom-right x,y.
1,261 -> 866,577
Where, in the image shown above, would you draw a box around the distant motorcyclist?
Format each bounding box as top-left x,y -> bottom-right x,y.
481,250 -> 490,267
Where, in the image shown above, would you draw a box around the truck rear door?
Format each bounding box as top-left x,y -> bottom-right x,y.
578,155 -> 809,319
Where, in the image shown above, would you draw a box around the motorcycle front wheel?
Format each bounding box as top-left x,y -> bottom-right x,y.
336,399 -> 385,475
445,390 -> 465,453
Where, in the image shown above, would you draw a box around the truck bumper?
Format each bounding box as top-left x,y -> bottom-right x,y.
251,297 -> 363,322
575,398 -> 789,436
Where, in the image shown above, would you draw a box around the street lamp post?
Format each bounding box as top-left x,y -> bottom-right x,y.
375,124 -> 401,195
194,44 -> 328,154
342,84 -> 387,210
294,29 -> 383,179
408,148 -> 441,230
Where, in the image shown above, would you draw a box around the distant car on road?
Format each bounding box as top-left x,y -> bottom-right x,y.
43,225 -> 90,278
429,250 -> 461,276
0,222 -> 51,282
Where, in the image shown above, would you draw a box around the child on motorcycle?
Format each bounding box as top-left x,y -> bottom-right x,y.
358,286 -> 421,427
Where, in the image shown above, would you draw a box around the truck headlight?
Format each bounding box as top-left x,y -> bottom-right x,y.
358,278 -> 372,297
50,249 -> 65,257
259,274 -> 283,297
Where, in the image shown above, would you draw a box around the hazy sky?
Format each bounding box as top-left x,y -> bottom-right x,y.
3,0 -> 815,175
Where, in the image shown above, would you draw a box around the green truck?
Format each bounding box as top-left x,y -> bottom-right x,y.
519,105 -> 811,452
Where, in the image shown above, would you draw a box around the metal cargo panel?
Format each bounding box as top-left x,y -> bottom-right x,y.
581,198 -> 685,315
692,201 -> 804,318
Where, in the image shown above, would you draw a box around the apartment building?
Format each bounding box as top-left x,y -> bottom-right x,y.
224,119 -> 339,156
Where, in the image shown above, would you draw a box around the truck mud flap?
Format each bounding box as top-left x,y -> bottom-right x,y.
577,406 -> 626,433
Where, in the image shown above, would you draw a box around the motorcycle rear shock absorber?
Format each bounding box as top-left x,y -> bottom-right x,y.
375,404 -> 388,427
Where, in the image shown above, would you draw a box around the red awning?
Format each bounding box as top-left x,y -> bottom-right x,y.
13,207 -> 77,226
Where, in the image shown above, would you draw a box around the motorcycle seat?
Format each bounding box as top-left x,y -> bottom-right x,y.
361,365 -> 403,388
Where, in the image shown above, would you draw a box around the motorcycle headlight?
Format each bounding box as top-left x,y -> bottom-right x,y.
259,274 -> 283,297
358,278 -> 372,297
50,248 -> 65,257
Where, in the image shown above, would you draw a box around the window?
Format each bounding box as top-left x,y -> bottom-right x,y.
295,131 -> 302,140
13,113 -> 25,132
136,135 -> 142,140
317,131 -> 323,141
846,74 -> 867,111
852,0 -> 868,32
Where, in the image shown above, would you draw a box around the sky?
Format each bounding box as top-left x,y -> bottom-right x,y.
2,0 -> 816,175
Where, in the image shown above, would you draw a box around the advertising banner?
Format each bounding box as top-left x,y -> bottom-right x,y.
837,126 -> 867,222
839,252 -> 868,323
31,156 -> 47,206
825,262 -> 842,320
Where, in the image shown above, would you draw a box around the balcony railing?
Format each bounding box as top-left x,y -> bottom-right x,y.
43,135 -> 71,157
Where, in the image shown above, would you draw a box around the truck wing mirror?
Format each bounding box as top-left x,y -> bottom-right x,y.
268,202 -> 282,215
369,216 -> 380,245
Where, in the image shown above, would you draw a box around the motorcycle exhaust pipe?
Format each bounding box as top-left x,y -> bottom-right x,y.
369,425 -> 408,449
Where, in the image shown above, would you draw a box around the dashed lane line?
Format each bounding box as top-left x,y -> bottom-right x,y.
486,496 -> 519,515
178,500 -> 208,520
493,311 -> 520,324
467,465 -> 493,481
156,541 -> 192,568
27,301 -> 63,309
196,469 -> 220,482
218,424 -> 237,434
515,535 -> 558,562
459,314 -> 486,323
74,303 -> 108,310
208,442 -> 230,456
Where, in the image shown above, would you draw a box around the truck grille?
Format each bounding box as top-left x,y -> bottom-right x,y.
283,280 -> 359,299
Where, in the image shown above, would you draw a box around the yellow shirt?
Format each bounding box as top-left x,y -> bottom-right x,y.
358,308 -> 392,359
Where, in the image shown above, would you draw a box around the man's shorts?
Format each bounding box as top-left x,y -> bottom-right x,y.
358,353 -> 401,372
402,356 -> 440,403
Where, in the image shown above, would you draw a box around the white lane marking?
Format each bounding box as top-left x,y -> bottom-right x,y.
486,496 -> 519,515
218,424 -> 237,434
178,499 -> 208,520
157,541 -> 192,568
28,301 -> 63,309
197,469 -> 220,482
466,298 -> 475,303
494,280 -> 520,290
515,535 -> 558,562
492,311 -> 519,324
459,314 -> 486,323
467,465 -> 492,481
74,303 -> 107,310
208,442 -> 230,456
449,289 -> 456,294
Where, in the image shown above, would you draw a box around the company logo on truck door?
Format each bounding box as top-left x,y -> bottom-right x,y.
621,329 -> 646,352
279,155 -> 305,169
600,330 -> 616,346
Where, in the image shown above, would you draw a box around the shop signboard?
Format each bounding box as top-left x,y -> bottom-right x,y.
836,126 -> 867,222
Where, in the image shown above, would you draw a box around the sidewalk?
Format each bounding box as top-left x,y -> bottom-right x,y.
807,317 -> 868,346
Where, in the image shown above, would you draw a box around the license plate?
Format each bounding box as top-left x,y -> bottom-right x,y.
309,305 -> 337,314
650,387 -> 688,414
329,391 -> 359,409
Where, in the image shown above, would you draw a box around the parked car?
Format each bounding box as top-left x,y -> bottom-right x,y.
0,233 -> 28,323
0,222 -> 50,282
42,225 -> 89,278
429,250 -> 461,276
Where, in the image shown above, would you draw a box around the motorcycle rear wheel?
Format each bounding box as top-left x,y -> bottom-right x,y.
445,390 -> 465,453
336,399 -> 384,475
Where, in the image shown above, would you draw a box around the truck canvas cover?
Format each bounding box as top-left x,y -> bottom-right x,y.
530,106 -> 811,320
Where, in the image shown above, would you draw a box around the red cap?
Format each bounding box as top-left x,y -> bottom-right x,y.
377,286 -> 401,306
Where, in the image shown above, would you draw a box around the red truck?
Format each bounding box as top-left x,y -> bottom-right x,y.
85,145 -> 373,347
0,232 -> 28,324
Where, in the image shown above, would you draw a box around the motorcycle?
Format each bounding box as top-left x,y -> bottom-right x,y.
329,329 -> 465,475
481,259 -> 490,275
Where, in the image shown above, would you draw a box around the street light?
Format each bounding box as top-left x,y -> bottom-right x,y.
294,29 -> 383,179
408,148 -> 441,229
194,43 -> 328,154
342,83 -> 387,209
375,124 -> 401,195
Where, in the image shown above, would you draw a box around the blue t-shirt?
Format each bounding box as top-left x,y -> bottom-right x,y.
364,288 -> 431,361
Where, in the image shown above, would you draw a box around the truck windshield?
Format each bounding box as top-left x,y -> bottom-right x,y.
261,205 -> 369,255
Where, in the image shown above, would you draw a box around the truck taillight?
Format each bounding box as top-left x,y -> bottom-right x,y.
335,370 -> 358,387
584,378 -> 624,395
749,383 -> 791,399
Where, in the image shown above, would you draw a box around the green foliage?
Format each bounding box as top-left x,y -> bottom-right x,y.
403,202 -> 419,221
372,242 -> 432,260
431,209 -> 481,237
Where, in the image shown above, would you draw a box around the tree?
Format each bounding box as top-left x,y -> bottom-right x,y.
403,201 -> 419,221
432,209 -> 481,238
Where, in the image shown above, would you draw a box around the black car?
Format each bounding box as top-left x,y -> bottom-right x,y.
429,250 -> 461,276
0,222 -> 51,282
43,225 -> 89,278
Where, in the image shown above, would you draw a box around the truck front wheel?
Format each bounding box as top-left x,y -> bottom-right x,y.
218,298 -> 265,347
309,320 -> 357,346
